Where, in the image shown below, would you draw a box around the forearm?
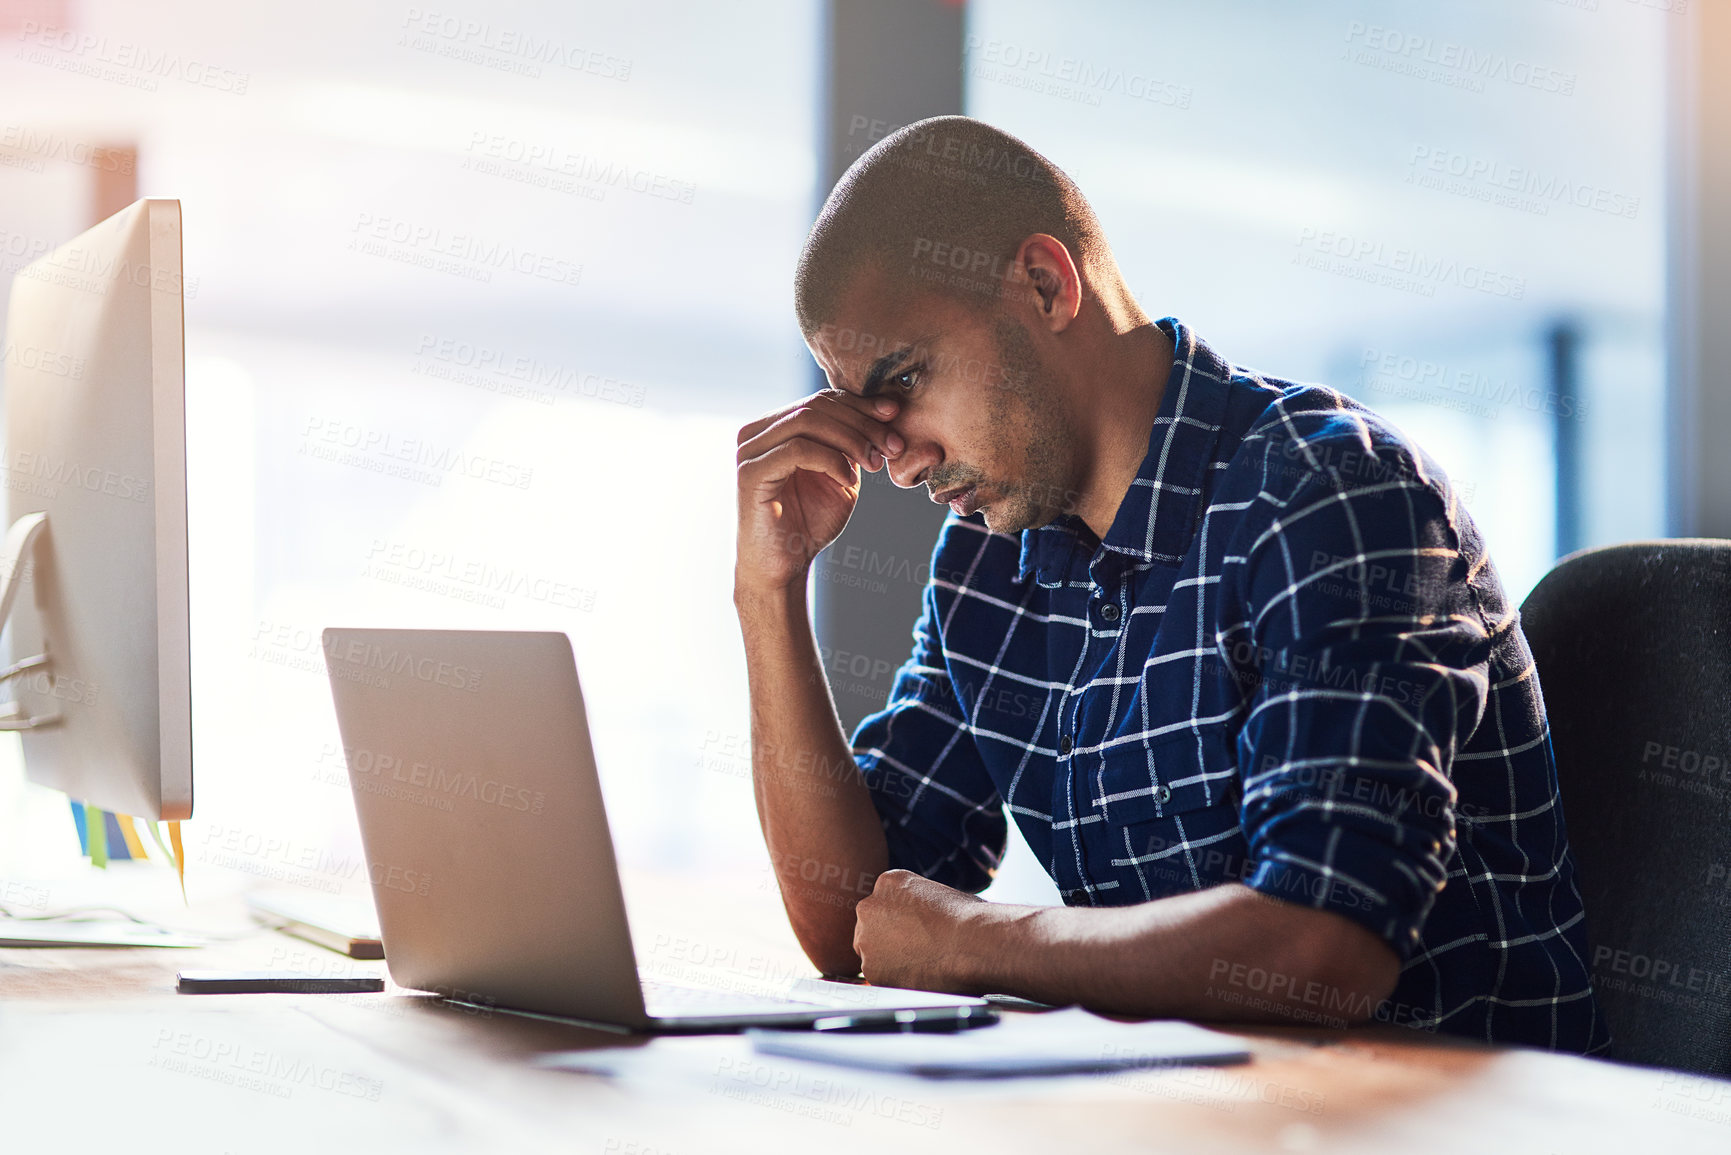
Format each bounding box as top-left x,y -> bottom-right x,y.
735,578 -> 888,976
961,884 -> 1400,1024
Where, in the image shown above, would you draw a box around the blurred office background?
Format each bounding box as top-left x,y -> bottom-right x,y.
0,1 -> 1702,910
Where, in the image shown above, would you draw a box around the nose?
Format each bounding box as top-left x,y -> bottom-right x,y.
885,438 -> 937,490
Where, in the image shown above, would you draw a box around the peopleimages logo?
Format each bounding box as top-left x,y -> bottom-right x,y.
412,335 -> 647,407
463,133 -> 695,204
150,1029 -> 383,1101
0,125 -> 134,173
710,1056 -> 943,1130
964,35 -> 1193,110
344,743 -> 546,815
13,241 -> 200,299
398,8 -> 632,80
1341,22 -> 1577,96
300,417 -> 535,490
0,226 -> 51,268
1294,228 -> 1525,300
0,340 -> 85,379
0,448 -> 151,502
361,537 -> 597,612
1592,944 -> 1731,1004
1406,145 -> 1640,220
323,634 -> 485,692
13,21 -> 251,95
348,213 -> 583,289
1357,347 -> 1587,421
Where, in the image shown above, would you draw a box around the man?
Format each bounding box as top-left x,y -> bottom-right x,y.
734,116 -> 1606,1052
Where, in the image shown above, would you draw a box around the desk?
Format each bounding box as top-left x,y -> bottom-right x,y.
3,871 -> 1728,1155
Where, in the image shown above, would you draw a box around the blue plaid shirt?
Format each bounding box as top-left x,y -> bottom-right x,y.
851,318 -> 1608,1053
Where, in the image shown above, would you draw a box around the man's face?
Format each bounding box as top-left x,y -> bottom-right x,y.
804,268 -> 1081,535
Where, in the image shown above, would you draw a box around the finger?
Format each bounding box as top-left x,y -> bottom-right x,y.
820,394 -> 913,464
739,437 -> 859,497
736,398 -> 807,447
777,391 -> 901,454
737,391 -> 902,453
737,407 -> 884,472
810,392 -> 906,458
815,387 -> 901,424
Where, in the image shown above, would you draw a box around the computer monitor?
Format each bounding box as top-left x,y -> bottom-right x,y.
0,197 -> 192,822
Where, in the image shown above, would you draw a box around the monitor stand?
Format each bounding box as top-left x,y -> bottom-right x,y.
0,509 -> 192,945
0,511 -> 54,732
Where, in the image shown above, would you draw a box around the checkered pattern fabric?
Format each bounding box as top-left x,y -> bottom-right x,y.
851,318 -> 1608,1053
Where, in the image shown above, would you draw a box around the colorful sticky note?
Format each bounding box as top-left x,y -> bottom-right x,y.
116,813 -> 148,859
69,799 -> 88,854
168,821 -> 185,903
84,802 -> 108,868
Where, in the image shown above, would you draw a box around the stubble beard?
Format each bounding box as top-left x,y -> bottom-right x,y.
976,316 -> 1079,535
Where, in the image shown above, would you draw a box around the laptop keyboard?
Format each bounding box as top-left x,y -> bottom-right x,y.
639,978 -> 825,1018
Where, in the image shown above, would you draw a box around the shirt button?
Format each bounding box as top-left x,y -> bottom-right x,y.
1100,603 -> 1120,623
1153,784 -> 1172,806
1059,734 -> 1073,756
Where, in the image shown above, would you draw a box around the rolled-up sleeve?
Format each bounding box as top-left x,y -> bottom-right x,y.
850,569 -> 1008,894
1230,455 -> 1489,959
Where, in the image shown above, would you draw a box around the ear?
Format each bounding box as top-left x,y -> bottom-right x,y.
1014,233 -> 1082,333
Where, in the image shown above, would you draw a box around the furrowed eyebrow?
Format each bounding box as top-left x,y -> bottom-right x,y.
855,336 -> 936,397
857,346 -> 916,398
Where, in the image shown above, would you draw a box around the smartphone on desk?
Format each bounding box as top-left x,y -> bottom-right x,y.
176,970 -> 385,994
809,1005 -> 1000,1033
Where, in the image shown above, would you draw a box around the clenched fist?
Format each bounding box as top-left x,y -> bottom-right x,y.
852,869 -> 995,993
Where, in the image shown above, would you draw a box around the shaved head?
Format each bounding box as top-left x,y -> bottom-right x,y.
791,116 -> 1165,540
794,116 -> 1113,334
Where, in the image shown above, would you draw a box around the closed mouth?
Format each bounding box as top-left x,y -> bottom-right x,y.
929,484 -> 970,506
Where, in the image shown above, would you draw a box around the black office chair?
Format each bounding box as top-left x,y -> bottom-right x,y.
1519,539 -> 1731,1076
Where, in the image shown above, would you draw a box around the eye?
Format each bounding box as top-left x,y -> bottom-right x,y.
892,364 -> 924,394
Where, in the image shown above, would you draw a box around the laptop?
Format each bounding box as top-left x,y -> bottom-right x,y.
321,627 -> 992,1033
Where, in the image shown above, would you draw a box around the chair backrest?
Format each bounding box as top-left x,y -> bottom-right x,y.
1519,539 -> 1731,1075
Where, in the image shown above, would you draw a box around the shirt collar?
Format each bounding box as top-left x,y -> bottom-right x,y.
1015,318 -> 1233,587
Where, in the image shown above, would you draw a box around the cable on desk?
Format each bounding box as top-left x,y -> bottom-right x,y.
0,901 -> 256,943
0,901 -> 155,923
